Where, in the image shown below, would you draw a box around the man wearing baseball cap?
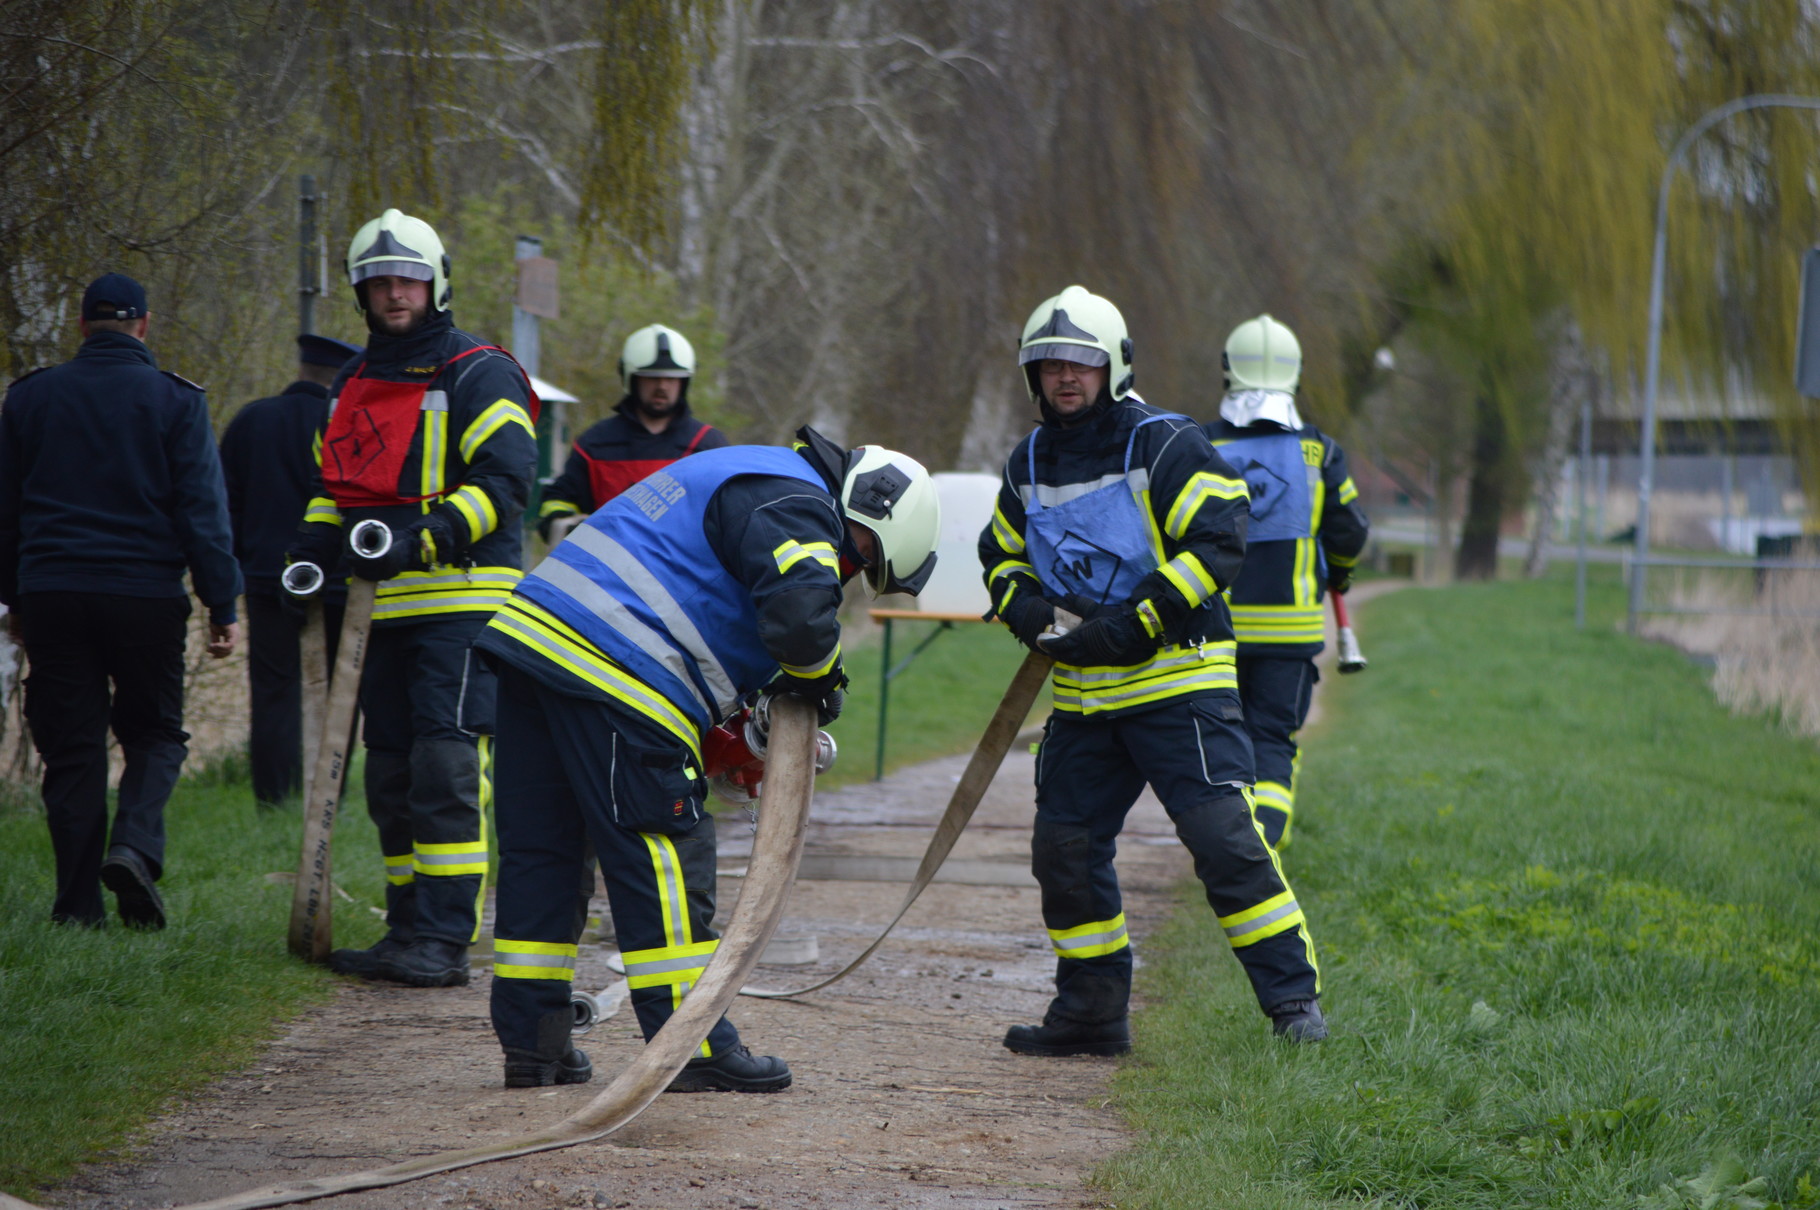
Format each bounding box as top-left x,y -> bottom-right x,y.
0,272 -> 241,929
219,331 -> 362,809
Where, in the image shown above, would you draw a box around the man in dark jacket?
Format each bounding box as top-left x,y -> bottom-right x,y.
536,324 -> 726,538
0,273 -> 241,929
220,332 -> 360,808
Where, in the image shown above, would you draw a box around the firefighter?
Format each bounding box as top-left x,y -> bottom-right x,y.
979,285 -> 1325,1050
1205,315 -> 1368,851
286,209 -> 538,988
475,427 -> 939,1090
219,333 -> 360,808
0,273 -> 241,929
537,324 -> 728,538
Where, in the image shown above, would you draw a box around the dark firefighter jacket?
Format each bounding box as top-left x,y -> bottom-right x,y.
291,312 -> 538,627
979,395 -> 1250,717
537,395 -> 727,536
0,331 -> 241,623
220,379 -> 340,595
1205,417 -> 1369,656
478,436 -> 856,758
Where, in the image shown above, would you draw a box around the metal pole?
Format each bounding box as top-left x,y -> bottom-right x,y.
1719,454 -> 1734,553
1575,392 -> 1592,629
298,174 -> 318,336
1630,94 -> 1820,632
874,618 -> 893,781
513,235 -> 542,379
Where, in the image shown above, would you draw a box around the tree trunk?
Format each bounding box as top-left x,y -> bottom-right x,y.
1456,390 -> 1507,580
1523,324 -> 1592,577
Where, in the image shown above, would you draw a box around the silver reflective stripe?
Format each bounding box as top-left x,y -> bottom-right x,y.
1224,900 -> 1300,942
380,571 -> 520,592
489,611 -> 687,727
566,525 -> 740,714
623,951 -> 715,978
494,951 -> 572,969
1052,921 -> 1128,952
415,849 -> 484,868
1062,648 -> 1215,685
374,594 -> 513,615
539,559 -> 712,717
421,389 -> 449,412
1064,668 -> 1233,709
650,836 -> 687,943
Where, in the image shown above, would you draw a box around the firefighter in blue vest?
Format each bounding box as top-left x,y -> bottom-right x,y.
285,209 -> 538,988
220,333 -> 360,809
537,324 -> 727,539
476,427 -> 940,1090
1205,315 -> 1368,850
979,286 -> 1325,1051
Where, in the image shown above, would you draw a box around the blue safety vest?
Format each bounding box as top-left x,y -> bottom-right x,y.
514,446 -> 827,731
1215,431 -> 1318,545
1024,414 -> 1176,607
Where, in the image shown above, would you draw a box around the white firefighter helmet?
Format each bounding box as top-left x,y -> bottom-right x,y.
840,446 -> 941,598
346,208 -> 452,312
619,324 -> 696,382
1017,285 -> 1134,402
1223,313 -> 1302,392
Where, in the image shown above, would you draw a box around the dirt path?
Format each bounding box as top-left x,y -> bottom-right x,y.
52,587 -> 1401,1210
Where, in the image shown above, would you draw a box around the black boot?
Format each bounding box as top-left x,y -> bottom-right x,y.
1268,999 -> 1327,1042
666,1044 -> 792,1093
100,846 -> 165,930
370,938 -> 470,987
503,1010 -> 593,1088
1003,1013 -> 1132,1057
327,935 -> 412,978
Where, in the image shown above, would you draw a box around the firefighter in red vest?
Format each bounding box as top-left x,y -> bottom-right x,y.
536,324 -> 727,538
285,208 -> 538,988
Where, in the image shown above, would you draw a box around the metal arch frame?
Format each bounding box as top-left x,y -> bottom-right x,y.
1629,93 -> 1820,632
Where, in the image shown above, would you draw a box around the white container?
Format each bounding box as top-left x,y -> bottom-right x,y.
912,472 -> 1001,616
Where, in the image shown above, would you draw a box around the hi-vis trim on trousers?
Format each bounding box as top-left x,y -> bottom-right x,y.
384,852 -> 414,886
413,839 -> 490,877
1230,603 -> 1325,646
1048,913 -> 1130,959
374,567 -> 522,621
1219,889 -> 1304,948
1051,642 -> 1238,714
1254,779 -> 1294,847
621,938 -> 720,989
493,938 -> 578,981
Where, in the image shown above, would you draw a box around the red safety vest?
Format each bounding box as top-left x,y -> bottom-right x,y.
322,346 -> 538,509
582,422 -> 712,508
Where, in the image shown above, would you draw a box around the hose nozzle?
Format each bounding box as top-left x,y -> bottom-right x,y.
281,561 -> 325,598
350,518 -> 393,560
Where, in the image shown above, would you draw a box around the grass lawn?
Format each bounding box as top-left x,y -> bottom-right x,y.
1104,566 -> 1820,1208
0,766 -> 388,1198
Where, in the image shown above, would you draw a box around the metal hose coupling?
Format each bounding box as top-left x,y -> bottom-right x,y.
349,518 -> 394,559
743,696 -> 835,773
281,561 -> 325,598
570,981 -> 628,1034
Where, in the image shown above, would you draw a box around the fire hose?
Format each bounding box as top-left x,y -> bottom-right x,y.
0,698 -> 826,1210
283,519 -> 388,963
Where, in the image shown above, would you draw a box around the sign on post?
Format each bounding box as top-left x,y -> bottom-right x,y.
516,255 -> 560,320
1795,247 -> 1820,396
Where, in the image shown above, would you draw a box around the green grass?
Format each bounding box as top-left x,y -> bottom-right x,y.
1104,566 -> 1820,1209
0,770 -> 387,1198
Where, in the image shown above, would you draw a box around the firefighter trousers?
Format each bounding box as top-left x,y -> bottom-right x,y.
1234,655 -> 1318,849
1032,691 -> 1319,1023
359,615 -> 494,947
487,662 -> 741,1059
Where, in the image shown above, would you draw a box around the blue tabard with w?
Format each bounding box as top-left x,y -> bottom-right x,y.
515,446 -> 827,731
1215,430 -> 1316,544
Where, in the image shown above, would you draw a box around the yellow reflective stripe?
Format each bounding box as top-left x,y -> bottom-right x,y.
383,852 -> 414,886
1253,780 -> 1293,814
987,558 -> 1034,589
414,839 -> 489,877
1219,889 -> 1304,948
621,938 -> 719,989
460,398 -> 535,462
372,566 -> 522,619
1328,551 -> 1359,569
1337,476 -> 1359,505
496,939 -> 576,955
1134,598 -> 1164,638
990,502 -> 1026,555
1230,603 -> 1325,646
780,642 -> 840,680
1158,551 -> 1217,608
493,938 -> 577,981
1137,487 -> 1167,563
420,408 -> 447,506
1047,913 -> 1129,959
1165,471 -> 1249,540
643,833 -> 690,951
540,497 -> 581,519
1050,645 -> 1238,715
1295,537 -> 1318,607
484,599 -> 702,759
478,734 -> 493,814
773,539 -> 839,576
312,429 -> 322,466
448,484 -> 499,542
303,496 -> 343,526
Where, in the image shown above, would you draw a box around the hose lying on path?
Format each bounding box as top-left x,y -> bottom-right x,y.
0,698 -> 822,1210
742,650 -> 1052,1000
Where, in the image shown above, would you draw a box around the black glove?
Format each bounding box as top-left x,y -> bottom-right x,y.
1328,567 -> 1353,594
409,513 -> 458,571
1039,602 -> 1158,667
996,586 -> 1056,651
770,667 -> 848,726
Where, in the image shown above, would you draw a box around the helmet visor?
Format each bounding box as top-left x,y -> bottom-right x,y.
1018,342 -> 1110,368
350,260 -> 435,285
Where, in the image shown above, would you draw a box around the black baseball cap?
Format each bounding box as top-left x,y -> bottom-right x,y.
81,273 -> 148,321
297,332 -> 362,368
